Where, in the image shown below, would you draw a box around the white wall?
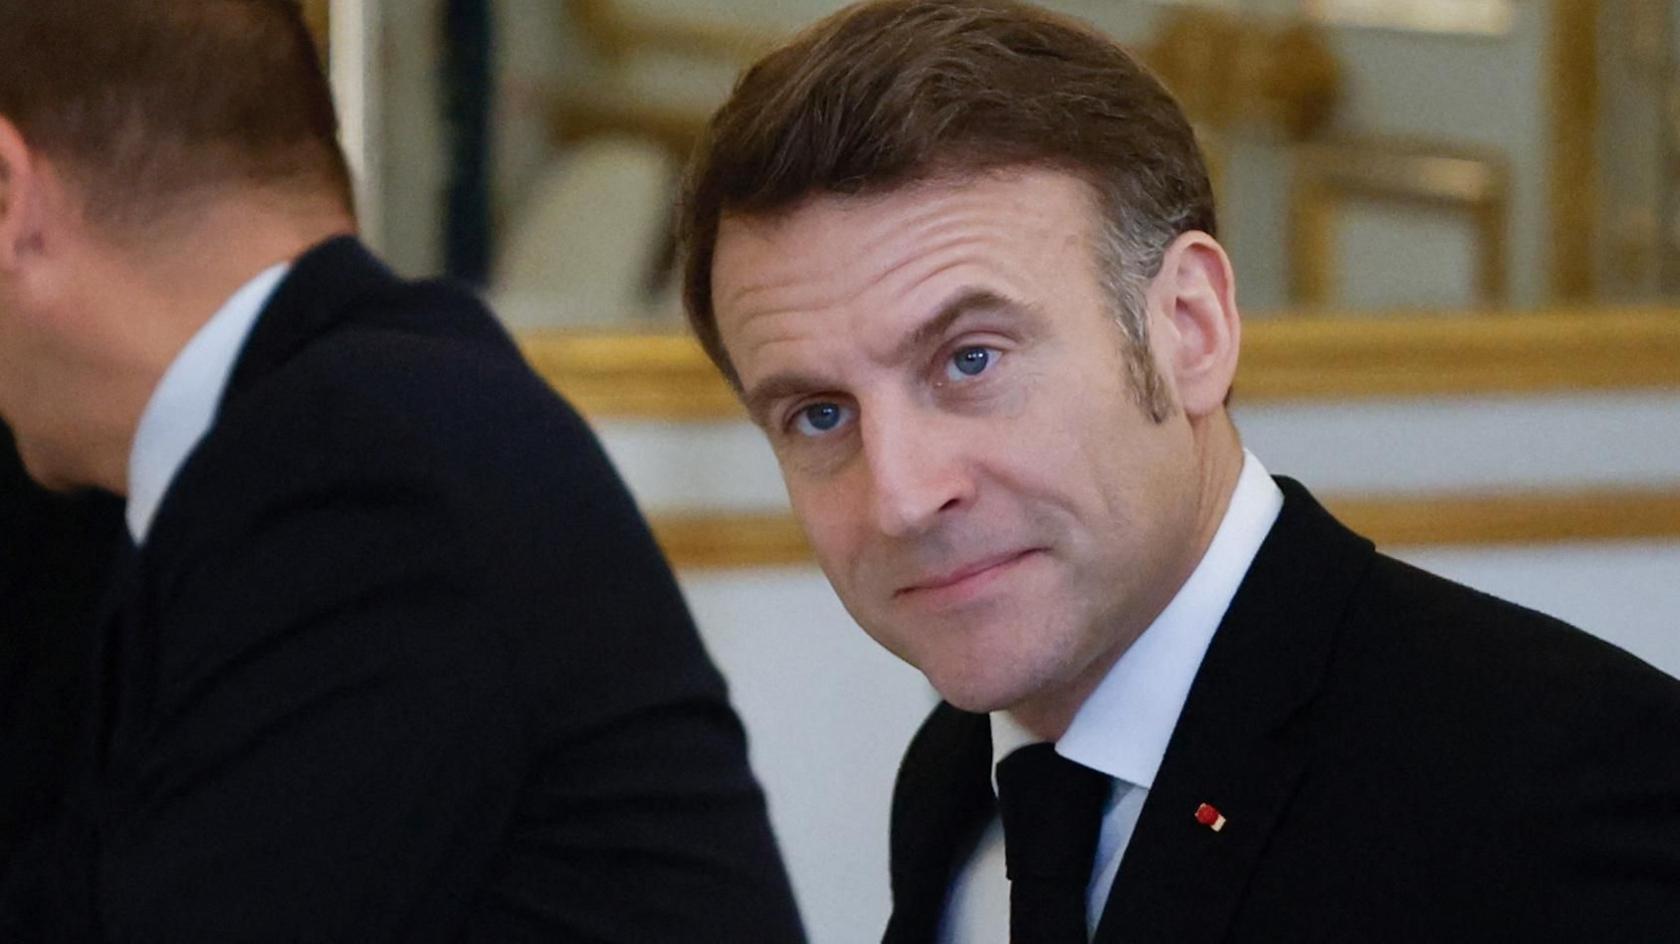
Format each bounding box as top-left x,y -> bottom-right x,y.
680,569 -> 933,943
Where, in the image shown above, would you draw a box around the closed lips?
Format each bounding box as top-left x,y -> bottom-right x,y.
897,549 -> 1040,595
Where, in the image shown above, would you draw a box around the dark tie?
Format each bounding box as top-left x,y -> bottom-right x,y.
995,743 -> 1112,943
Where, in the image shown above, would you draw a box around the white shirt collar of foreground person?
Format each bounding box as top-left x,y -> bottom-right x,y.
125,262 -> 291,543
944,449 -> 1284,942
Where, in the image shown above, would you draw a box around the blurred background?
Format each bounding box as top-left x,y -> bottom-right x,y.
313,2 -> 1678,939
326,0 -> 1680,314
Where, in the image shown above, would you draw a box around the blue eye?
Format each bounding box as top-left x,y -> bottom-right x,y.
793,402 -> 851,437
946,346 -> 998,381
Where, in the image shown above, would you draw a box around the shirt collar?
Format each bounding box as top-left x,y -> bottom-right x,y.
125,262 -> 290,544
990,450 -> 1283,788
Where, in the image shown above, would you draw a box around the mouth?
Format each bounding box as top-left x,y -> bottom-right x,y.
895,548 -> 1043,604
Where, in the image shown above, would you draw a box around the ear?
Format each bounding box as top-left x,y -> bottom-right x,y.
1148,231 -> 1240,419
0,115 -> 45,273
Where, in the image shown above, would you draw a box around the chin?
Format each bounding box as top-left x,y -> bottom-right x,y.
921,661 -> 1049,716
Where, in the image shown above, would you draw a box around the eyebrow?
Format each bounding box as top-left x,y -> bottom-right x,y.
740,288 -> 1035,428
892,288 -> 1033,365
743,371 -> 832,429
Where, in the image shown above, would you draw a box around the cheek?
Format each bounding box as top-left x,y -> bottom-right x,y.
993,421 -> 1188,577
989,415 -> 1123,517
786,480 -> 867,582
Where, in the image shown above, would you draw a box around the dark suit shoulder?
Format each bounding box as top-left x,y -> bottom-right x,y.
1222,506 -> 1680,939
1345,552 -> 1680,733
160,287 -> 724,733
106,276 -> 803,941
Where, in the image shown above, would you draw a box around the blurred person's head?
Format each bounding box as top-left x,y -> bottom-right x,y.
681,0 -> 1248,737
0,0 -> 355,491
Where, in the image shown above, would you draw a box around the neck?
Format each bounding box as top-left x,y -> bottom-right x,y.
53,193 -> 354,493
1006,415 -> 1246,741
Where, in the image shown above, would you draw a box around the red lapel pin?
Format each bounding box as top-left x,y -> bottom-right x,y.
1194,802 -> 1227,832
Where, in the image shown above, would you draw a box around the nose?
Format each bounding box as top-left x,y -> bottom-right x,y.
860,403 -> 973,539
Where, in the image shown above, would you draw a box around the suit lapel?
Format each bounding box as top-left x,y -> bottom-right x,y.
1093,478 -> 1376,944
883,703 -> 995,944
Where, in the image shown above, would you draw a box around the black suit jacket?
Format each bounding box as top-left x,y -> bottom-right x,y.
0,428 -> 122,880
0,238 -> 804,942
885,478 -> 1680,942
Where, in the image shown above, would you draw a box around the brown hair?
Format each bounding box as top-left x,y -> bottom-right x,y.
678,0 -> 1214,417
0,0 -> 352,226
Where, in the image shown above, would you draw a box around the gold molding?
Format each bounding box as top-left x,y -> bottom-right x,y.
1233,308 -> 1680,400
522,331 -> 742,420
1548,0 -> 1600,301
1290,138 -> 1511,307
650,488 -> 1680,570
652,514 -> 813,570
518,309 -> 1680,421
1330,488 -> 1680,547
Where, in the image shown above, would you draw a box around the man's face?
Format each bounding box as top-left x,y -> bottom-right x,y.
712,169 -> 1207,718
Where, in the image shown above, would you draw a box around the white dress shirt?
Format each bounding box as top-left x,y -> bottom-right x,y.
125,263 -> 291,544
940,451 -> 1284,942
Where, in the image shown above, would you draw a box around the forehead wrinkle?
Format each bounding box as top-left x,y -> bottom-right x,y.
720,179 -> 1078,387
721,180 -> 1053,315
856,213 -> 1007,302
856,224 -> 1049,366
725,215 -> 1000,356
863,191 -> 1054,299
736,325 -> 824,374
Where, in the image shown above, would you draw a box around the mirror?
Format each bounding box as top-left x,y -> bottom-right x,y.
358,0 -> 1670,313
324,0 -> 1677,420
